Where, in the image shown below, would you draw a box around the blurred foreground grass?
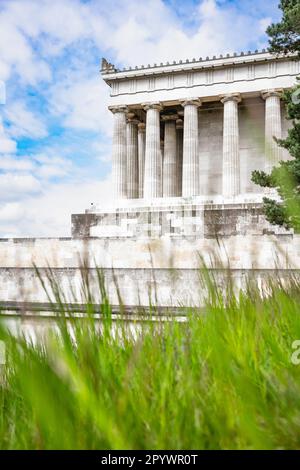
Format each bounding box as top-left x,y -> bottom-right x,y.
0,270 -> 300,450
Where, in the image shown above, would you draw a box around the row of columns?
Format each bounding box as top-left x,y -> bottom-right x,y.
110,89 -> 282,200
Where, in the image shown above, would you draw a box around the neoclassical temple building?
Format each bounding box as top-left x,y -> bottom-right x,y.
1,50 -> 300,310
72,50 -> 299,238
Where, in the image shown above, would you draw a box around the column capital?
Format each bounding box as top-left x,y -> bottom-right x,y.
176,118 -> 183,130
137,122 -> 146,132
161,113 -> 178,122
126,112 -> 139,125
108,105 -> 128,114
180,98 -> 202,107
261,89 -> 284,100
142,102 -> 163,111
220,93 -> 241,104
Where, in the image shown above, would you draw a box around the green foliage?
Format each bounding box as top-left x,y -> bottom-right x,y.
252,1 -> 300,230
252,82 -> 300,231
1,270 -> 300,449
267,0 -> 300,56
252,170 -> 274,187
262,197 -> 290,228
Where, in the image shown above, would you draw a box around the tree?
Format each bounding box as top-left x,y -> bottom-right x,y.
251,0 -> 300,231
267,0 -> 300,57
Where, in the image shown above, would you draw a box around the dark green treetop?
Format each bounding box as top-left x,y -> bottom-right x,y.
252,0 -> 300,231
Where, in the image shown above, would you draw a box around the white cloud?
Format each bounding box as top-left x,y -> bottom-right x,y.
95,0 -> 272,66
0,202 -> 24,222
4,101 -> 48,139
0,175 -> 112,237
0,152 -> 73,190
0,80 -> 6,104
0,0 -> 279,236
200,0 -> 217,17
33,153 -> 73,179
36,164 -> 70,179
0,152 -> 72,177
92,140 -> 112,163
11,0 -> 89,45
0,155 -> 34,171
0,11 -> 51,84
259,17 -> 273,33
50,77 -> 111,135
0,115 -> 17,153
0,136 -> 16,153
0,172 -> 41,201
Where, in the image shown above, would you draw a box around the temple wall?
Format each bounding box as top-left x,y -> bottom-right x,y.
198,97 -> 290,196
198,104 -> 223,196
0,232 -> 299,307
239,97 -> 265,193
72,203 -> 287,238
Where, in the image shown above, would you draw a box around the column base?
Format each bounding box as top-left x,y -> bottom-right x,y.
88,193 -> 268,211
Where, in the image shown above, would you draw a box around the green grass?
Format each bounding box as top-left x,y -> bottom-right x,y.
0,270 -> 300,449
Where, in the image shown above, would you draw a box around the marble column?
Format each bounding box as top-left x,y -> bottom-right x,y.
262,89 -> 283,172
126,112 -> 139,199
109,105 -> 127,199
176,118 -> 183,197
181,99 -> 201,197
138,122 -> 146,198
221,93 -> 241,198
160,138 -> 164,191
143,102 -> 163,199
162,114 -> 178,197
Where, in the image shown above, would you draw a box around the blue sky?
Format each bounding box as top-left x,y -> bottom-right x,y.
0,0 -> 281,236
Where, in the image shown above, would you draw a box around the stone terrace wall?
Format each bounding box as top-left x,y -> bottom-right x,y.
72,203 -> 288,238
0,234 -> 299,307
